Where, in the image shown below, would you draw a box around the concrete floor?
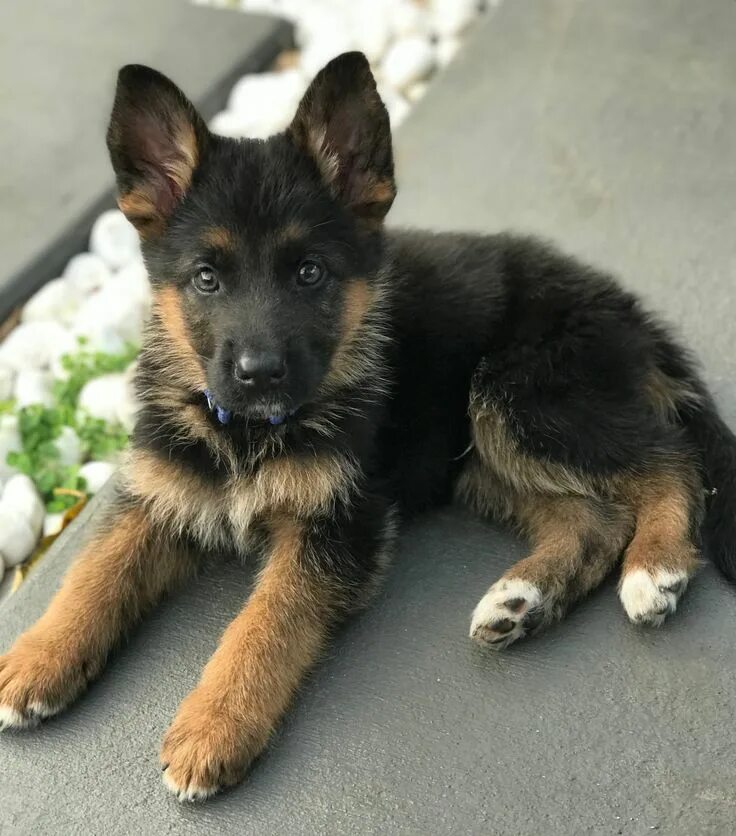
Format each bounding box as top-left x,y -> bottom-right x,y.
2,1 -> 736,833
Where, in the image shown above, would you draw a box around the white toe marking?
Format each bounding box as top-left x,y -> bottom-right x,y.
619,568 -> 689,626
470,578 -> 544,649
163,770 -> 217,803
0,704 -> 37,730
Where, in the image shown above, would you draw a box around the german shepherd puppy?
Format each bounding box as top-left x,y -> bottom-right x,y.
1,52 -> 735,801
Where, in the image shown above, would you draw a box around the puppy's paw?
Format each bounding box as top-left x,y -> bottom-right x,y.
161,687 -> 266,802
470,578 -> 546,650
0,637 -> 85,729
619,568 -> 689,627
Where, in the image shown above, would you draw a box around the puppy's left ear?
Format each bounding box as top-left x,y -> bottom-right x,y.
288,52 -> 395,226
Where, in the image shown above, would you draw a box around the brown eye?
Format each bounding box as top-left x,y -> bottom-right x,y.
296,259 -> 324,287
193,266 -> 219,294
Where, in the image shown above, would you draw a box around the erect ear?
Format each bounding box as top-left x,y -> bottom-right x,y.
106,65 -> 209,239
288,52 -> 396,226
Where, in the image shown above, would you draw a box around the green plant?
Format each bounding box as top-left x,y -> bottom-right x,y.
53,341 -> 139,420
4,342 -> 139,512
7,405 -> 87,512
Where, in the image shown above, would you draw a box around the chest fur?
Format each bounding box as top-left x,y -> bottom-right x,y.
121,448 -> 358,551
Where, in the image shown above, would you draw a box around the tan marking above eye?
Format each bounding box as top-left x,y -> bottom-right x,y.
277,222 -> 309,245
200,226 -> 235,251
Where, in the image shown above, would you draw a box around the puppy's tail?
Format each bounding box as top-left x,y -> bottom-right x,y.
685,396 -> 736,582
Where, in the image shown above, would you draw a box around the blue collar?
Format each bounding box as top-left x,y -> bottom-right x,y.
204,390 -> 287,426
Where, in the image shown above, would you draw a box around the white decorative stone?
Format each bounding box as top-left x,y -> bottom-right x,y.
0,364 -> 13,400
406,81 -> 429,103
431,0 -> 477,37
0,504 -> 37,567
13,369 -> 53,408
62,252 -> 112,295
294,5 -> 349,50
53,426 -> 83,467
0,321 -> 76,373
348,5 -> 392,63
377,83 -> 411,128
228,70 -> 305,120
113,258 -> 151,314
116,387 -> 139,434
436,36 -> 462,68
381,36 -> 436,93
124,359 -> 138,386
22,277 -> 82,327
389,0 -> 430,37
240,0 -> 302,22
90,209 -> 140,271
215,69 -> 309,140
78,373 -> 128,424
2,474 -> 44,538
43,512 -> 65,538
79,460 -> 115,493
388,95 -> 411,128
300,30 -> 357,81
209,110 -> 252,139
71,280 -> 146,354
0,415 -> 21,481
49,342 -> 77,382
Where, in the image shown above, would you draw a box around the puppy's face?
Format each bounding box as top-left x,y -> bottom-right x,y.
107,53 -> 395,422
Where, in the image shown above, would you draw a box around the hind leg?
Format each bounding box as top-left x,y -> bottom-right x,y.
618,469 -> 702,626
470,494 -> 632,649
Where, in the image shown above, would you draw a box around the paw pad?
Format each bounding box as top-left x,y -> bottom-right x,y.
470,579 -> 546,650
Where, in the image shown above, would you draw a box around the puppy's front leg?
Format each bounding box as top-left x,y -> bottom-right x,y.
0,499 -> 194,728
161,505 -> 393,801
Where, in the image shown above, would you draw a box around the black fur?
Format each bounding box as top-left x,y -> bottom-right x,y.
107,53 -> 736,585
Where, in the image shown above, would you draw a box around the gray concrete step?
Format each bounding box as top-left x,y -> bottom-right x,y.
2,1 -> 736,833
0,0 -> 291,320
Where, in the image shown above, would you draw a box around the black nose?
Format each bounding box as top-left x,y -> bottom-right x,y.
234,351 -> 287,387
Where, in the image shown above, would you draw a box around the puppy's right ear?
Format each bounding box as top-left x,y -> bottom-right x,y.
106,66 -> 209,239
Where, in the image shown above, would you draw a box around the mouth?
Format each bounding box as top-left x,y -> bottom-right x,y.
203,390 -> 296,427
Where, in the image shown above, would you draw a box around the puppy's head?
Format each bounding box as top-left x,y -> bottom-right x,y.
107,52 -> 394,423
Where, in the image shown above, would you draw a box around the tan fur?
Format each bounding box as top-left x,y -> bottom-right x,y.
0,506 -> 193,718
324,279 -> 373,387
320,278 -> 391,396
462,405 -> 700,621
118,119 -> 198,239
152,287 -> 208,392
166,120 -> 199,193
365,178 -> 395,206
201,226 -> 235,251
645,367 -> 701,422
462,393 -> 703,617
620,471 -> 700,577
160,517 -> 334,793
307,127 -> 341,187
277,222 -> 308,244
361,176 -> 397,226
118,187 -> 166,238
468,399 -> 601,498
122,447 -> 359,551
506,494 -> 633,609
